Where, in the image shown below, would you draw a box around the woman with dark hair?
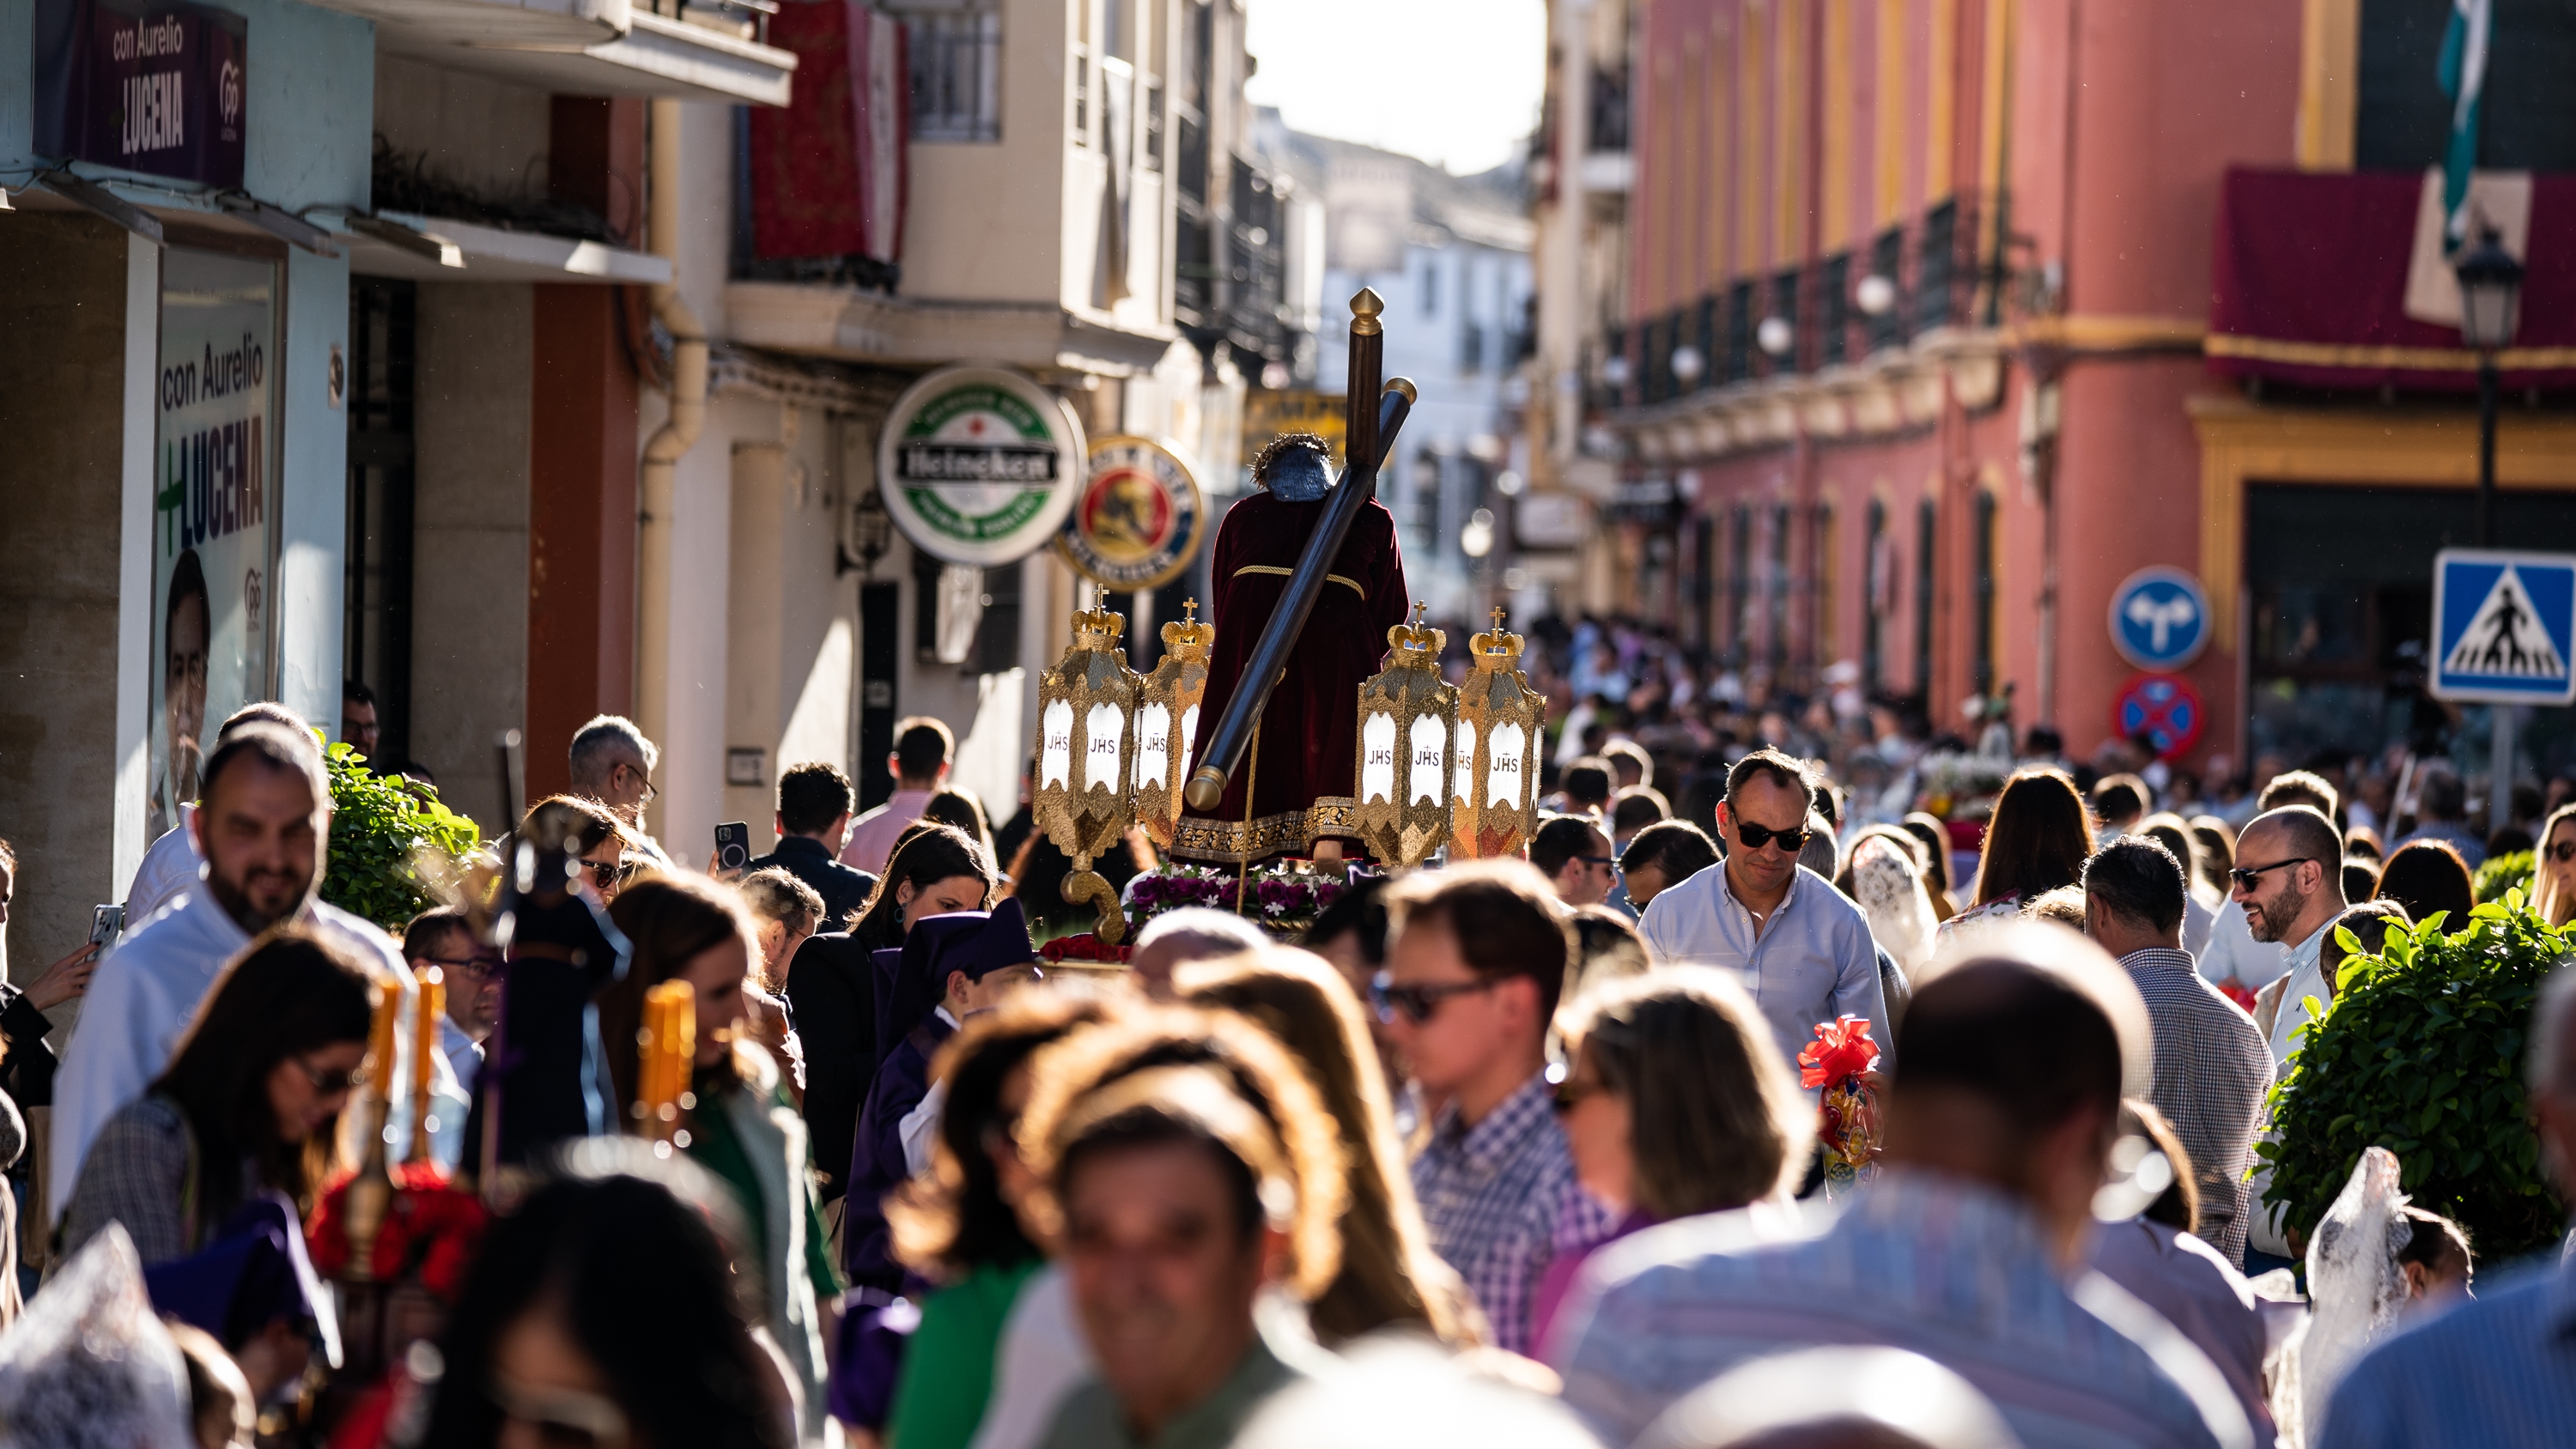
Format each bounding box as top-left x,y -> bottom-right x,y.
601,875 -> 841,1434
788,824 -> 998,1211
880,993 -> 1115,1449
1940,767 -> 2094,937
1899,811 -> 1961,920
62,929 -> 378,1264
514,795 -> 634,905
419,1137 -> 793,1449
847,824 -> 997,949
2373,839 -> 2475,931
2532,801 -> 2576,928
1534,968 -> 1811,1354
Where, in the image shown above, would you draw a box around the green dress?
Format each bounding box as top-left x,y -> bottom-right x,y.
887,1258 -> 1047,1449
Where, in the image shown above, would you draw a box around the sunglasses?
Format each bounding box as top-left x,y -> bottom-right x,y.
1370,972 -> 1498,1025
295,1057 -> 366,1097
2227,857 -> 2314,892
2548,840 -> 2576,864
1577,854 -> 1619,871
585,859 -> 639,890
1734,820 -> 1811,853
1551,1073 -> 1611,1114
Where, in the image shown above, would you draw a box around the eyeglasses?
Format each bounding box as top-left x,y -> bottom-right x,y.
2547,840 -> 2576,864
614,761 -> 659,805
489,1373 -> 630,1448
1734,820 -> 1811,853
1370,972 -> 1499,1026
420,953 -> 504,983
295,1057 -> 366,1097
2227,857 -> 2314,892
1577,854 -> 1619,871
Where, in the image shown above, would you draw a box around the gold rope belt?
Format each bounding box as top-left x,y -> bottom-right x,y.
1232,564 -> 1365,600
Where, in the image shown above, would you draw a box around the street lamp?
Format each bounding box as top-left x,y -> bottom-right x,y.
2452,227 -> 2524,548
1757,315 -> 1795,358
1855,274 -> 1898,317
1670,344 -> 1705,389
1461,507 -> 1497,559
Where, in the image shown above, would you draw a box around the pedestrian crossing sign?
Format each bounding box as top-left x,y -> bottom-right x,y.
2430,550 -> 2576,703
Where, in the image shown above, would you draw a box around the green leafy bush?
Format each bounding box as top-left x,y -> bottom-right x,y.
2260,894 -> 2568,1262
2475,849 -> 2534,905
318,743 -> 486,934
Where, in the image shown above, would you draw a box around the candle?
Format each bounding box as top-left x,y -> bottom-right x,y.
367,979 -> 401,1116
411,967 -> 447,1166
640,981 -> 696,1147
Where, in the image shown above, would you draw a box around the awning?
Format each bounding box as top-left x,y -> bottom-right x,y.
2208,168 -> 2576,391
344,211 -> 672,284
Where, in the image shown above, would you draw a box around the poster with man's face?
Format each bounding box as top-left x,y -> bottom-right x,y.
149,247 -> 278,840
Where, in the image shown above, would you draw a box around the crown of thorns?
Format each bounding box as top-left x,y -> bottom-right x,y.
1253,432 -> 1333,485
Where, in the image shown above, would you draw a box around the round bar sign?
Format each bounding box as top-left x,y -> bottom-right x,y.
878,365 -> 1087,565
1058,435 -> 1207,591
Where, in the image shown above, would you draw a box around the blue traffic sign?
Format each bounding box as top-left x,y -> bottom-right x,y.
2108,567 -> 2210,670
2431,550 -> 2576,703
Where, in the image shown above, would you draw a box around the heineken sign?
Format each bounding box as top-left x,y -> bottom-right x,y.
878,365 -> 1086,565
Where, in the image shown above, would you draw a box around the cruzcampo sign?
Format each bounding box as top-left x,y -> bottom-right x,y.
1058,435 -> 1207,591
878,365 -> 1087,566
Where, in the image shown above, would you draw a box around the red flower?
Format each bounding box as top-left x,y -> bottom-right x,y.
2218,979 -> 2259,1013
305,1163 -> 489,1304
1797,1015 -> 1880,1091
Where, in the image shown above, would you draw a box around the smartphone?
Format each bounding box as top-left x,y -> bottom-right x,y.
90,904 -> 125,948
714,822 -> 752,874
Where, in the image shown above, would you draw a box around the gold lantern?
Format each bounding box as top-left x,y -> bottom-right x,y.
1352,603 -> 1456,868
1451,607 -> 1549,858
1133,598 -> 1212,849
1035,605 -> 1144,942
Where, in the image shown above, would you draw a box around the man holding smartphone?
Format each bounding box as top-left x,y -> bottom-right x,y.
744,762 -> 878,931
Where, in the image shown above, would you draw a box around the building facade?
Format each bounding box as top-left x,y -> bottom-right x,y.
1547,0 -> 2576,793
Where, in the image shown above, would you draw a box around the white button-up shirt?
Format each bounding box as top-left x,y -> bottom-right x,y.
2260,920 -> 2331,1067
49,888 -> 467,1222
1637,863 -> 1890,1066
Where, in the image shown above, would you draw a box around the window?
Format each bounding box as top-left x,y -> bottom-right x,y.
1914,496 -> 1936,695
1818,252 -> 1850,368
1768,503 -> 1791,671
1862,498 -> 1886,691
1867,225 -> 1906,352
1917,198 -> 1959,335
1728,505 -> 1753,666
902,4 -> 1002,143
1972,488 -> 1998,695
1768,268 -> 1800,375
1725,279 -> 1753,383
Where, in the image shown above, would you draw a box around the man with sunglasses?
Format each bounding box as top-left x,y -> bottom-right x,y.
2227,803 -> 2348,1276
1637,750 -> 1887,1067
1531,815 -> 1619,908
1376,862 -> 1614,1355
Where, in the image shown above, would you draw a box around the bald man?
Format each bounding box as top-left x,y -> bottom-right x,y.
2229,805 -> 2348,1067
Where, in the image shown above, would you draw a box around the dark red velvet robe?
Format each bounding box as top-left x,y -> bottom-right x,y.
1173,488 -> 1408,863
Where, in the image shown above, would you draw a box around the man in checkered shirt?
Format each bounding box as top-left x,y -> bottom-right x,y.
1376,862 -> 1615,1355
2081,835 -> 2273,1266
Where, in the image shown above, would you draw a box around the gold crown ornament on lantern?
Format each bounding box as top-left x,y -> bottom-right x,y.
1352,603 -> 1457,868
1035,606 -> 1145,943
1133,599 -> 1213,849
1451,607 -> 1548,859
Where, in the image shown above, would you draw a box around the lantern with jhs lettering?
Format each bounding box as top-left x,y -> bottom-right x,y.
1352,603 -> 1455,867
1035,606 -> 1142,942
1450,607 -> 1547,858
1133,599 -> 1212,849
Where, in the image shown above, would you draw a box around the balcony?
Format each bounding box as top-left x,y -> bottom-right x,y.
314,0 -> 797,106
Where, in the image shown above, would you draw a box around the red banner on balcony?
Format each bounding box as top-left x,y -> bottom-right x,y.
2209,168 -> 2576,391
750,2 -> 906,263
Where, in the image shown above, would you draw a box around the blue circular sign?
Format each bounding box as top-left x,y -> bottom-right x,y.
2108,567 -> 2210,670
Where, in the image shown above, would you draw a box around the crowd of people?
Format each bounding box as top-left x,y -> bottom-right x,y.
0,650 -> 2569,1449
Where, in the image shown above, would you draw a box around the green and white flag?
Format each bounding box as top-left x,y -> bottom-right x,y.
2437,0 -> 2491,246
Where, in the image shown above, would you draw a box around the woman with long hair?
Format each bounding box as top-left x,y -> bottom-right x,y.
2374,839 -> 2475,930
1178,948 -> 1478,1347
924,789 -> 998,867
419,1139 -> 793,1449
601,874 -> 841,1436
1899,811 -> 1962,920
789,823 -> 999,1210
847,824 -> 998,948
1534,968 -> 1811,1355
1941,767 -> 2094,937
514,796 -> 634,905
880,992 -> 1116,1449
2528,802 -> 2576,928
62,930 -> 377,1264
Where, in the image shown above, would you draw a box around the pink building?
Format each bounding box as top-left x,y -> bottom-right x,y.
1571,0 -> 2576,785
